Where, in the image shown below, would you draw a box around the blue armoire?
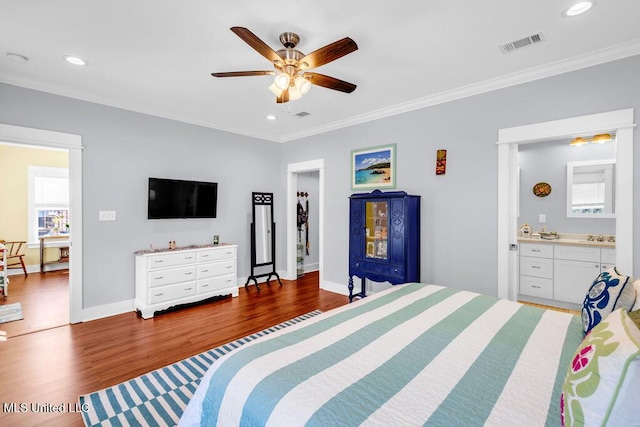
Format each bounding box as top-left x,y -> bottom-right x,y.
348,190 -> 421,302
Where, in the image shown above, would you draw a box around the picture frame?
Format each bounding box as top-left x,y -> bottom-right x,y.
351,143 -> 397,191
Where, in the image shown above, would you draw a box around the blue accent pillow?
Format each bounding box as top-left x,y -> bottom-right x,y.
581,268 -> 636,333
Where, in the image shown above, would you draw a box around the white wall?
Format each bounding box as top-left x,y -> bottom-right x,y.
0,83 -> 282,310
280,54 -> 640,297
296,171 -> 319,271
1,53 -> 639,313
518,138 -> 616,235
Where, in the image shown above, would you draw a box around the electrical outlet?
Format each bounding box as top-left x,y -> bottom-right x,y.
539,214 -> 546,223
99,211 -> 116,221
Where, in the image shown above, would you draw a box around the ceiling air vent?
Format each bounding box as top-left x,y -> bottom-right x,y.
295,111 -> 310,118
499,32 -> 545,54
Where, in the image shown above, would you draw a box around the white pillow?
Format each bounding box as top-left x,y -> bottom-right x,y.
631,279 -> 640,311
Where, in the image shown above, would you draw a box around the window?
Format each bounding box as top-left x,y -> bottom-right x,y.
28,166 -> 69,247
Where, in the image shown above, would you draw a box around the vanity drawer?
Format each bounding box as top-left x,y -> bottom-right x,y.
147,252 -> 197,269
198,274 -> 235,294
520,243 -> 553,258
601,248 -> 616,266
197,260 -> 235,279
148,266 -> 196,287
149,282 -> 196,304
520,276 -> 553,299
520,256 -> 553,278
554,245 -> 600,263
198,247 -> 237,262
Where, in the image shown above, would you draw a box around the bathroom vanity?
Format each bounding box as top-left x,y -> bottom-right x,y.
518,236 -> 615,311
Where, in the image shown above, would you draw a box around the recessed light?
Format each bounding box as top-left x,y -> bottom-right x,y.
563,1 -> 594,17
6,53 -> 29,64
64,55 -> 88,66
266,114 -> 277,120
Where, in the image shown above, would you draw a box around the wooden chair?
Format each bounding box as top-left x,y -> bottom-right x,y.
0,240 -> 28,276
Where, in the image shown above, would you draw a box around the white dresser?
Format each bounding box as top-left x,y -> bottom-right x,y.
134,244 -> 238,319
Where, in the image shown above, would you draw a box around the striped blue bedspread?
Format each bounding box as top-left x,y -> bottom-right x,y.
179,283 -> 583,426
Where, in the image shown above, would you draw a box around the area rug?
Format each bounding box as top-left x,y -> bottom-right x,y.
79,310 -> 322,426
0,302 -> 24,324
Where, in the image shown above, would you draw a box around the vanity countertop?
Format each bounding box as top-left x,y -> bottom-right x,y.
134,243 -> 234,256
517,237 -> 615,248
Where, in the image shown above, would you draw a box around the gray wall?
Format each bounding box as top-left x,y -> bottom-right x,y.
1,54 -> 639,311
280,54 -> 640,297
518,138 -> 616,235
0,83 -> 281,308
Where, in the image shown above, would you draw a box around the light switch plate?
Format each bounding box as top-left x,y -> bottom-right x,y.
539,214 -> 546,223
99,211 -> 116,221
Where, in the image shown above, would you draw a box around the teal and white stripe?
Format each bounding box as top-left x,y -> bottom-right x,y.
179,284 -> 584,427
79,310 -> 321,427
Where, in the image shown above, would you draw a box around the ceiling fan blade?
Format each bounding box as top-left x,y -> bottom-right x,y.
304,73 -> 357,93
211,71 -> 275,77
298,37 -> 358,70
230,27 -> 283,65
276,89 -> 290,104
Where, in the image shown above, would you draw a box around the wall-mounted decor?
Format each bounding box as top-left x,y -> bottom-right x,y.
351,144 -> 396,191
532,182 -> 552,197
436,149 -> 447,175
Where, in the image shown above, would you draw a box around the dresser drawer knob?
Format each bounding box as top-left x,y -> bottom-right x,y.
185,272 -> 193,275
155,276 -> 164,280
184,287 -> 193,291
531,266 -> 541,269
154,293 -> 164,297
202,269 -> 209,273
532,285 -> 541,289
154,260 -> 164,263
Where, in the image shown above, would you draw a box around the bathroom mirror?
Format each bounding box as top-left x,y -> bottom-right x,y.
567,159 -> 616,218
246,192 -> 282,290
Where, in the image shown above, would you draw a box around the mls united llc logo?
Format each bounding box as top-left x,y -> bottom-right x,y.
3,402 -> 90,413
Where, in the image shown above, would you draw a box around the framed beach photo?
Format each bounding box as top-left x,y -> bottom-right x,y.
351,144 -> 397,191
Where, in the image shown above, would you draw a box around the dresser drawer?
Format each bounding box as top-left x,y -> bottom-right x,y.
148,266 -> 196,287
197,260 -> 235,279
520,275 -> 553,299
147,252 -> 197,269
197,247 -> 236,262
520,256 -> 553,279
149,282 -> 196,304
520,243 -> 553,258
198,274 -> 235,294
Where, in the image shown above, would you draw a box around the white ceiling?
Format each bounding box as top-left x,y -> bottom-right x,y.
2,1 -> 640,143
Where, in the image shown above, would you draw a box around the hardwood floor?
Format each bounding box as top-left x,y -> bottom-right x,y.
0,271 -> 347,426
0,270 -> 69,338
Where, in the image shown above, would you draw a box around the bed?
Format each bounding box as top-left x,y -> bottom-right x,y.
179,283 -> 585,426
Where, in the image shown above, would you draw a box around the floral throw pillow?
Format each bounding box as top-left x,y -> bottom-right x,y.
581,268 -> 635,333
561,308 -> 640,426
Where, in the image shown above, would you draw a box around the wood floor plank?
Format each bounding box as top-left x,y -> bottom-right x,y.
0,270 -> 348,426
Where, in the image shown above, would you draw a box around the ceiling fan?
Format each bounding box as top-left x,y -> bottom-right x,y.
212,27 -> 358,103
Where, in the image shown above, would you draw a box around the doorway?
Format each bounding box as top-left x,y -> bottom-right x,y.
496,109 -> 635,301
0,123 -> 83,323
286,159 -> 325,287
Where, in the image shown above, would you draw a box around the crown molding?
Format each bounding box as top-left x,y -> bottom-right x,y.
279,38 -> 640,143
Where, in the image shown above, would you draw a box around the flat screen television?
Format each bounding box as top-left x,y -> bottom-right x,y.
148,177 -> 218,219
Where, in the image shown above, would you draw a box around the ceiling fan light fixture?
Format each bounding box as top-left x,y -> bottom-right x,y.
288,85 -> 302,101
274,72 -> 291,90
268,83 -> 283,97
295,76 -> 311,95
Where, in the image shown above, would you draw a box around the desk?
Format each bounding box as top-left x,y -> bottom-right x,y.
39,234 -> 70,273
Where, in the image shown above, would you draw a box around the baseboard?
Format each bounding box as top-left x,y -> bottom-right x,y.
5,263 -> 68,275
81,299 -> 135,322
320,279 -> 349,296
303,262 -> 319,273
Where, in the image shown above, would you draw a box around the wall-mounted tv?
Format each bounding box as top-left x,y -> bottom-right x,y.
148,177 -> 218,219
